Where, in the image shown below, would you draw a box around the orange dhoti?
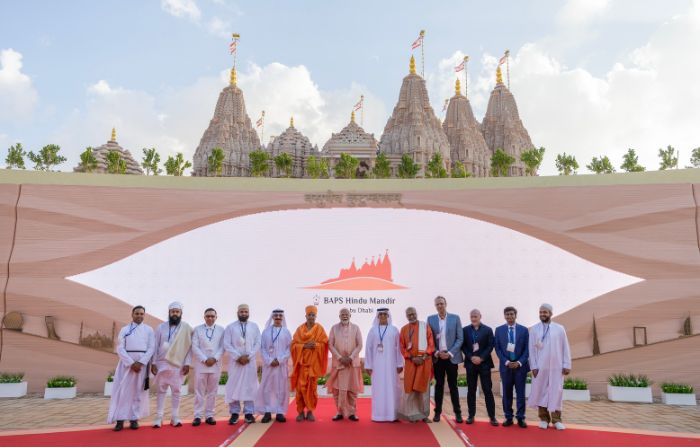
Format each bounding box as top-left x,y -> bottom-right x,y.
291,322 -> 328,413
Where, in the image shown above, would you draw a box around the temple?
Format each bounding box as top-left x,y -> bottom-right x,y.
73,128 -> 143,175
320,111 -> 378,178
267,117 -> 317,177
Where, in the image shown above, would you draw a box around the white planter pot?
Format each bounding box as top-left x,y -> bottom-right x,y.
165,384 -> 189,396
607,385 -> 652,403
316,384 -> 328,396
661,392 -> 697,406
458,387 -> 480,398
217,384 -> 227,396
563,389 -> 590,401
44,387 -> 77,399
0,381 -> 27,398
104,381 -> 113,396
499,382 -> 531,398
360,385 -> 372,397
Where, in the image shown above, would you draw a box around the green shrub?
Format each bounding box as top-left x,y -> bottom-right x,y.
563,377 -> 588,390
317,375 -> 328,385
106,371 -> 114,382
46,376 -> 77,388
526,373 -> 532,384
608,373 -> 651,388
661,383 -> 694,394
219,371 -> 228,385
457,374 -> 467,387
0,372 -> 25,383
363,370 -> 372,386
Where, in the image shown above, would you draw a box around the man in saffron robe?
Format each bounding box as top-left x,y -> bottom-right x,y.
327,308 -> 363,421
291,305 -> 328,422
398,306 -> 435,423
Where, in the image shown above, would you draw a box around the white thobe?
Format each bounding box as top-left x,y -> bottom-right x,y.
365,324 -> 404,421
191,323 -> 225,418
528,322 -> 572,412
153,322 -> 192,419
107,322 -> 155,423
255,325 -> 292,414
224,320 -> 261,403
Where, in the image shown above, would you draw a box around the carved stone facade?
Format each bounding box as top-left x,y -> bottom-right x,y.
267,118 -> 317,177
443,79 -> 491,177
73,129 -> 143,175
321,112 -> 378,178
192,68 -> 261,177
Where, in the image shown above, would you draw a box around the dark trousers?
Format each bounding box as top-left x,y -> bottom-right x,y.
466,364 -> 495,418
500,366 -> 527,421
433,358 -> 461,415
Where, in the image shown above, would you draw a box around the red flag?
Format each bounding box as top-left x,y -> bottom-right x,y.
353,98 -> 363,111
256,116 -> 263,127
498,54 -> 507,65
454,60 -> 465,72
442,99 -> 449,112
411,35 -> 422,49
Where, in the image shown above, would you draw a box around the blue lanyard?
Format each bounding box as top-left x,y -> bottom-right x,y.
168,324 -> 179,342
471,326 -> 480,344
541,324 -> 550,342
271,326 -> 282,344
378,325 -> 388,344
205,326 -> 215,342
124,323 -> 137,349
239,322 -> 247,340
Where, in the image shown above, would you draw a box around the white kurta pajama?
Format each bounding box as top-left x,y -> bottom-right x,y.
191,323 -> 225,419
528,322 -> 572,415
255,324 -> 292,415
107,322 -> 155,423
224,320 -> 261,415
365,323 -> 404,421
153,322 -> 192,421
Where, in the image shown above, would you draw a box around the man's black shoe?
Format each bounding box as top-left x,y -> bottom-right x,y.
502,419 -> 514,427
517,419 -> 528,428
229,413 -> 239,425
129,420 -> 139,430
206,417 -> 216,425
432,413 -> 441,422
466,416 -> 474,424
490,418 -> 499,426
348,415 -> 359,422
244,413 -> 255,424
455,414 -> 463,424
261,413 -> 272,423
113,421 -> 124,432
275,414 -> 286,423
192,418 -> 201,427
332,414 -> 344,421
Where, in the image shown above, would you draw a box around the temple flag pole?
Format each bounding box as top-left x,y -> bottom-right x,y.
505,49 -> 510,89
464,56 -> 469,99
420,30 -> 426,78
261,110 -> 265,147
232,33 -> 240,69
361,95 -> 364,127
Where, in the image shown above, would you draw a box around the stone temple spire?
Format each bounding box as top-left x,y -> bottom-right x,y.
480,65 -> 534,176
378,55 -> 451,177
192,66 -> 260,176
110,127 -> 116,142
443,79 -> 490,176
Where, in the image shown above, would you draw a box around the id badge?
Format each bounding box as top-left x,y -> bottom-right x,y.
377,343 -> 384,353
162,341 -> 170,351
236,338 -> 245,348
407,342 -> 413,350
506,342 -> 515,353
535,341 -> 544,349
268,346 -> 275,355
472,342 -> 479,352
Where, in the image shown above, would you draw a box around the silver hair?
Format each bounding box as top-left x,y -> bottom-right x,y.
469,309 -> 481,317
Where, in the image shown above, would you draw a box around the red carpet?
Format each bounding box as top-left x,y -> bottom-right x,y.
255,397 -> 439,447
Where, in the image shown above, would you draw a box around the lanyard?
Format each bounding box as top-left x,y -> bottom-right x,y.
541,324 -> 551,342
271,326 -> 282,344
471,325 -> 479,344
124,323 -> 137,349
239,322 -> 247,340
408,325 -> 415,342
205,326 -> 215,342
378,325 -> 388,344
168,324 -> 179,342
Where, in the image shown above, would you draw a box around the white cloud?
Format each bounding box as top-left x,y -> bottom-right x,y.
557,0 -> 610,28
0,48 -> 39,124
161,0 -> 201,22
206,16 -> 231,38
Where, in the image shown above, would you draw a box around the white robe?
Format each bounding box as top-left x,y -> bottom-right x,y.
365,324 -> 404,421
191,323 -> 225,374
255,324 -> 292,414
224,320 -> 261,402
107,322 -> 155,423
153,322 -> 192,389
528,322 -> 572,412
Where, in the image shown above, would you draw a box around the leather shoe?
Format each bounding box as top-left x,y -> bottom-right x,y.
502,419 -> 514,427
244,414 -> 255,424
113,421 -> 124,432
455,414 -> 463,424
466,416 -> 474,424
192,418 -> 201,427
490,418 -> 499,426
275,414 -> 286,423
517,419 -> 528,428
332,414 -> 344,421
432,413 -> 441,422
129,420 -> 139,430
261,413 -> 272,423
229,413 -> 239,425
349,415 -> 359,422
205,417 -> 216,425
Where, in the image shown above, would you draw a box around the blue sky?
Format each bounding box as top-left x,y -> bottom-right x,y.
1,0 -> 699,174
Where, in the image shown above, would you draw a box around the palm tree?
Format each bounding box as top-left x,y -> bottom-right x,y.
274,152 -> 293,177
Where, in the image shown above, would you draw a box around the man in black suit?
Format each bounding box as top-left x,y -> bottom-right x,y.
461,309 -> 498,426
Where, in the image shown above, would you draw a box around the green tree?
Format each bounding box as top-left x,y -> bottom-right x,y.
658,145 -> 678,170
520,147 -> 545,176
106,150 -> 127,174
141,147 -> 162,175
397,154 -> 420,179
555,152 -> 579,175
164,152 -> 192,176
587,155 -> 616,174
451,161 -> 470,178
274,152 -> 293,177
690,147 -> 700,168
5,143 -> 26,169
78,147 -> 98,173
306,155 -> 330,179
249,149 -> 270,177
333,153 -> 360,179
207,147 -> 225,176
490,148 -> 515,177
620,148 -> 645,172
426,153 -> 448,178
372,152 -> 391,179
27,144 -> 66,171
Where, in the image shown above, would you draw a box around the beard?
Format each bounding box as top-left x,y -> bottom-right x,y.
540,316 -> 551,323
238,315 -> 249,322
169,315 -> 181,326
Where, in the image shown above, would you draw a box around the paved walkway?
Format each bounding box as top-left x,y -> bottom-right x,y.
0,393 -> 698,435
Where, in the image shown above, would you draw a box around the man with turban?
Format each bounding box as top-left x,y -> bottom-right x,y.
151,301 -> 193,428
255,309 -> 292,423
291,305 -> 328,422
224,304 -> 261,424
528,303 -> 572,431
364,308 -> 403,422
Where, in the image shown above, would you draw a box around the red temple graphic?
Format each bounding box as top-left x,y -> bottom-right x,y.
304,250 -> 407,290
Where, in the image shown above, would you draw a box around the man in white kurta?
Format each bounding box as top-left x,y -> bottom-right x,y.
151,301 -> 192,428
255,309 -> 292,423
528,303 -> 572,431
365,307 -> 404,422
191,307 -> 225,426
108,305 -> 155,431
224,303 -> 261,424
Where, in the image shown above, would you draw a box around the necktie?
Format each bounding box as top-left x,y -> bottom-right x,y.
508,326 -> 515,361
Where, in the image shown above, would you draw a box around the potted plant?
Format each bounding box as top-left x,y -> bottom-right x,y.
456,374 -> 480,398
104,371 -> 114,396
563,377 -> 590,401
317,375 -> 328,396
217,371 -> 228,396
660,383 -> 696,406
44,376 -> 77,399
361,370 -> 372,396
607,373 -> 652,403
0,372 -> 27,398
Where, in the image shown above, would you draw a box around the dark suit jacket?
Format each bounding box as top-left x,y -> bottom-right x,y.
494,323 -> 530,373
461,323 -> 495,370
